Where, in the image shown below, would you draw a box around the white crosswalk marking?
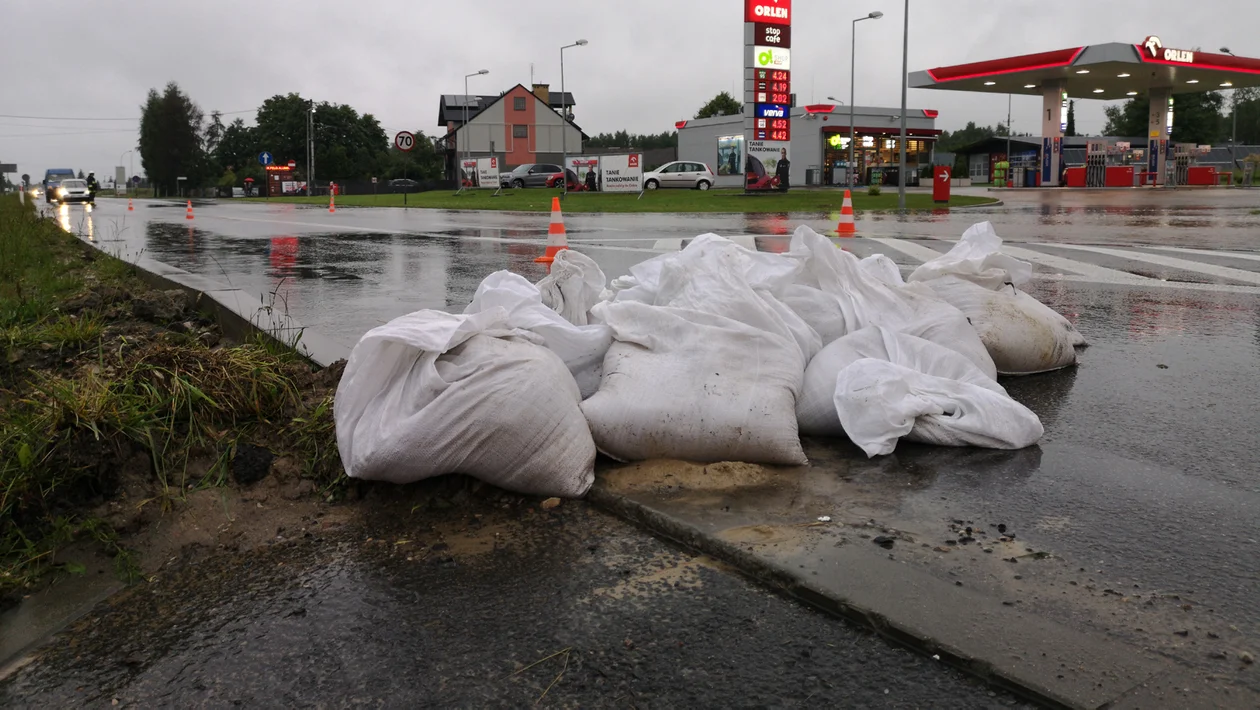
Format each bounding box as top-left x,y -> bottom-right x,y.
1045,243 -> 1260,286
1148,246 -> 1260,263
997,245 -> 1154,285
869,237 -> 948,263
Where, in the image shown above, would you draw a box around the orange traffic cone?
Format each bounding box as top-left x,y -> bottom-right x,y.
185,200 -> 194,220
127,198 -> 134,211
836,189 -> 856,236
329,194 -> 336,213
534,197 -> 568,269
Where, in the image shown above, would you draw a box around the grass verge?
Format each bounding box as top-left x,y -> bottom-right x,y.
0,195 -> 343,605
247,188 -> 996,213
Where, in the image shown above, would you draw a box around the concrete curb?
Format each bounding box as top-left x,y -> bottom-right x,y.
72,235 -> 350,367
587,481 -> 1200,710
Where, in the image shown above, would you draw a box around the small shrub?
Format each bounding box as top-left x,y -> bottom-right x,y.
867,184 -> 882,197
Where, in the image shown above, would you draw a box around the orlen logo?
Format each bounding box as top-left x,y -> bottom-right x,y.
1143,35 -> 1194,63
745,0 -> 791,25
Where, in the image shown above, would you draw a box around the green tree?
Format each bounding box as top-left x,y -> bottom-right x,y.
1224,87 -> 1260,149
76,170 -> 84,179
254,93 -> 388,181
1103,92 -> 1224,143
938,122 -> 997,152
380,130 -> 443,181
138,82 -> 208,196
214,118 -> 258,174
586,131 -> 678,150
695,91 -> 742,119
1066,100 -> 1077,136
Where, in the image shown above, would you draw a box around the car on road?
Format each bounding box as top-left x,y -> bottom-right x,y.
643,161 -> 715,190
51,179 -> 93,204
42,168 -> 77,204
500,163 -> 563,189
544,168 -> 586,191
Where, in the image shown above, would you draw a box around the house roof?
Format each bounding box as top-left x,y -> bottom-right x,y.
438,90 -> 578,126
440,84 -> 588,141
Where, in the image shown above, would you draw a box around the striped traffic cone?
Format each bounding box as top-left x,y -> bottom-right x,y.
836,189 -> 856,236
534,197 -> 568,270
329,193 -> 336,213
185,200 -> 194,220
128,198 -> 134,211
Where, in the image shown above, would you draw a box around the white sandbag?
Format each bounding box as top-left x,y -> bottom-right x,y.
859,254 -> 906,287
924,276 -> 1080,375
834,358 -> 1044,457
583,300 -> 808,466
334,309 -> 595,497
797,326 -> 1006,437
784,226 -> 997,378
909,221 -> 1034,289
778,284 -> 848,345
465,271 -> 612,398
536,249 -> 606,326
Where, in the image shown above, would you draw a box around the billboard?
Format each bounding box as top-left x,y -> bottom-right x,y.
717,135 -> 745,176
599,154 -> 643,193
475,157 -> 499,188
754,46 -> 791,71
568,156 -> 601,189
748,141 -> 788,178
460,158 -> 477,187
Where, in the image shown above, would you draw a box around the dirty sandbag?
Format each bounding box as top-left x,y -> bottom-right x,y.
784,226 -> 995,376
536,250 -> 606,326
909,221 -> 1034,290
923,276 -> 1080,375
797,326 -> 1006,437
834,358 -> 1044,457
465,271 -> 611,398
583,300 -> 808,466
334,309 -> 595,497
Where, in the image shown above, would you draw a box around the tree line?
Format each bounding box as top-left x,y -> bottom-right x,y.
138,83 -> 444,197
1101,89 -> 1260,150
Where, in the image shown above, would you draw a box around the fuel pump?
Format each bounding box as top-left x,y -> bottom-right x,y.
1085,140 -> 1107,188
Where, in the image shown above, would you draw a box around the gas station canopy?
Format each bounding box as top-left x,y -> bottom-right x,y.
909,39 -> 1260,100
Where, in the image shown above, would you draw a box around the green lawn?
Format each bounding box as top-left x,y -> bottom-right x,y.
248,188 -> 995,214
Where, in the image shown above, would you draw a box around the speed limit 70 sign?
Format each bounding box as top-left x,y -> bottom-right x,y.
394,131 -> 415,152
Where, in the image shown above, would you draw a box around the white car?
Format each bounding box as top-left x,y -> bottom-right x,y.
52,179 -> 94,204
643,161 -> 715,190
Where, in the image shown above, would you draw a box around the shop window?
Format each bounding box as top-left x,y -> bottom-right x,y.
513,125 -> 528,139
513,97 -> 526,111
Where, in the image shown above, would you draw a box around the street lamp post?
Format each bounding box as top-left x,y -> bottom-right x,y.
1222,47 -> 1239,183
560,39 -> 588,198
849,11 -> 883,189
897,0 -> 909,211
307,102 -> 315,195
460,69 -> 490,193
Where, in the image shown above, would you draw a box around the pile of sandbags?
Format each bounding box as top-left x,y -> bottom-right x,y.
333,220 -> 1084,495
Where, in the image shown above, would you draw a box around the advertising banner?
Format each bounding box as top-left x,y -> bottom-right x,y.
475,157 -> 499,188
745,0 -> 791,25
747,140 -> 789,190
568,156 -> 601,189
599,154 -> 643,193
460,159 -> 477,187
754,45 -> 791,71
716,136 -> 745,176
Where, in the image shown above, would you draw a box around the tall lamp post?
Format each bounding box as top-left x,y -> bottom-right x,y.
460,69 -> 490,192
560,39 -> 588,197
307,102 -> 315,195
1221,47 -> 1239,183
849,11 -> 883,188
897,0 -> 910,211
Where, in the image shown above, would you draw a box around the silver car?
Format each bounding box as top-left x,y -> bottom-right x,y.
643,161 -> 715,190
52,179 -> 93,204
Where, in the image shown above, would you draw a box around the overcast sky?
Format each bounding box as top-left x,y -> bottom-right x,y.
3,0 -> 1251,180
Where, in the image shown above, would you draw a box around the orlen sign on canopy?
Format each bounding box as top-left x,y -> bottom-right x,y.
746,0 -> 791,25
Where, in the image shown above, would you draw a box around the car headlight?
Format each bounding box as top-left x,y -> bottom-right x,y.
57,188 -> 67,196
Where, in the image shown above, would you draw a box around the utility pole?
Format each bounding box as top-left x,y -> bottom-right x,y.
897,0 -> 909,211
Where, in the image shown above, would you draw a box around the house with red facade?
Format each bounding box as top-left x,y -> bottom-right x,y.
437,84 -> 587,183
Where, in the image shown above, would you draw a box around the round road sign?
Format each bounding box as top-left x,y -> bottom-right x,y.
288,160 -> 297,169
394,131 -> 416,152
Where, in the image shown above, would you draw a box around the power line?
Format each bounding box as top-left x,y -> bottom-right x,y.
0,128 -> 137,138
0,108 -> 256,122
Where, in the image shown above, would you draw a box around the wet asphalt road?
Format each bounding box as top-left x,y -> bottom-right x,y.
0,499 -> 1031,709
24,191 -> 1260,702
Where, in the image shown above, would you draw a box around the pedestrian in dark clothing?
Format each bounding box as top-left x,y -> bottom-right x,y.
775,149 -> 791,192
585,168 -> 597,192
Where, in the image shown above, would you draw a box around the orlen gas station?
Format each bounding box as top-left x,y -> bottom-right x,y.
910,38 -> 1260,187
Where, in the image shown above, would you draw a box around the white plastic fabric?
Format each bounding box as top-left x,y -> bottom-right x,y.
535,249 -> 606,326
797,326 -> 1006,437
909,221 -> 1034,289
834,359 -> 1044,457
783,226 -> 997,378
922,276 -> 1082,375
465,270 -> 612,398
334,309 -> 595,497
583,301 -> 808,465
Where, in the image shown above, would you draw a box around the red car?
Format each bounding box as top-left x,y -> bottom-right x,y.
546,168 -> 586,191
